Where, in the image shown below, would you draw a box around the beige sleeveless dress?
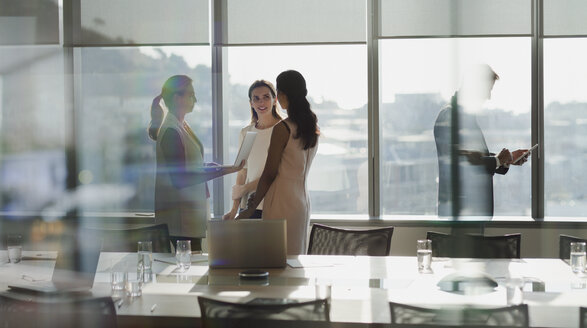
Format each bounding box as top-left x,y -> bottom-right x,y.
155,113 -> 209,239
262,119 -> 318,255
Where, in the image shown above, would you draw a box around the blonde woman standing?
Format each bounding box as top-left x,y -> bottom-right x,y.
149,75 -> 242,250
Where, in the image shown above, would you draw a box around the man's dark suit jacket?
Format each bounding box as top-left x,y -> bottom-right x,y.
433,93 -> 508,218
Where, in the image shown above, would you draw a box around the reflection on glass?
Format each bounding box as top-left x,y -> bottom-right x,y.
0,46 -> 66,214
379,38 -> 531,217
78,46 -> 211,214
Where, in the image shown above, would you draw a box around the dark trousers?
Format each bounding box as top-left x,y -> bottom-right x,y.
239,209 -> 263,219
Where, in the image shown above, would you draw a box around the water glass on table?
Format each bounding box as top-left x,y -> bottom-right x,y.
137,241 -> 153,283
314,278 -> 332,304
110,259 -> 128,292
125,278 -> 142,297
505,277 -> 525,305
176,240 -> 191,272
7,234 -> 22,264
417,239 -> 433,274
570,242 -> 586,274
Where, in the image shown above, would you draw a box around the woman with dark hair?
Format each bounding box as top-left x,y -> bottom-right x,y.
149,75 -> 242,250
223,80 -> 282,220
237,70 -> 319,255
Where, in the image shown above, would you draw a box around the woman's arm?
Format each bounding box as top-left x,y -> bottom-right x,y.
160,129 -> 242,188
233,177 -> 260,200
223,168 -> 247,220
237,121 -> 290,219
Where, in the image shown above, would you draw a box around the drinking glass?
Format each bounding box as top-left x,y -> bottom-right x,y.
417,239 -> 433,273
125,278 -> 142,297
7,234 -> 22,264
505,278 -> 525,305
570,242 -> 586,274
137,241 -> 153,283
314,278 -> 332,304
110,259 -> 128,292
176,240 -> 191,272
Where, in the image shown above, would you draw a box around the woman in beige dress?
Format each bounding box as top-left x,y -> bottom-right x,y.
237,70 -> 319,255
148,75 -> 242,251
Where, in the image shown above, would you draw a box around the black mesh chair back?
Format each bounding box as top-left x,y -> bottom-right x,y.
426,232 -> 521,258
307,224 -> 394,256
198,296 -> 329,328
580,307 -> 587,328
559,234 -> 587,260
389,302 -> 529,327
0,295 -> 117,328
84,223 -> 171,253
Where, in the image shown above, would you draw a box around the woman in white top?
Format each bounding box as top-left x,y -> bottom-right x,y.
237,70 -> 319,255
148,75 -> 243,250
223,80 -> 282,220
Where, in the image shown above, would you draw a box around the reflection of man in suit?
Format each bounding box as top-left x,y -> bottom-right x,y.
434,64 -> 528,219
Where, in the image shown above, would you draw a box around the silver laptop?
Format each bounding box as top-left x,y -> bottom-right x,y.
207,219 -> 287,269
8,231 -> 102,295
203,131 -> 257,171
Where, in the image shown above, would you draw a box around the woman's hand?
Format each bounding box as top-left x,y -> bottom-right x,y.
232,184 -> 246,200
235,207 -> 254,220
233,160 -> 246,172
222,209 -> 238,220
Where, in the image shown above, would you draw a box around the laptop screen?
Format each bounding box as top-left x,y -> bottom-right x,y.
207,219 -> 286,269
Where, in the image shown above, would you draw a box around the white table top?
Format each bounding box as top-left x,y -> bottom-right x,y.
2,251 -> 587,327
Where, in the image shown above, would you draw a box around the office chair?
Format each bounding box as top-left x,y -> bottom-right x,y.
580,307 -> 587,328
0,295 -> 117,328
559,234 -> 587,261
389,302 -> 528,327
307,223 -> 394,256
83,223 -> 172,253
198,296 -> 329,328
426,232 -> 521,258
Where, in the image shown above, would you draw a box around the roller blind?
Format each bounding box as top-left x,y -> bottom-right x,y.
0,0 -> 59,45
379,0 -> 531,37
544,0 -> 587,36
223,0 -> 366,44
77,0 -> 209,45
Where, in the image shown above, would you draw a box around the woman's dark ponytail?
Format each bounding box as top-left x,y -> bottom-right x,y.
276,70 -> 319,150
148,95 -> 164,140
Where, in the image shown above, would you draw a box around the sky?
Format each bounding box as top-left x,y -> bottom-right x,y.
141,38 -> 587,115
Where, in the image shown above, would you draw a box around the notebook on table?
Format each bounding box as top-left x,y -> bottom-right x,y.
203,131 -> 257,171
8,231 -> 102,295
207,219 -> 287,269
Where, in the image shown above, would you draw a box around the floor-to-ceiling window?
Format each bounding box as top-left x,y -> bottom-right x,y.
219,0 -> 368,216
377,0 -> 532,218
543,0 -> 587,217
1,0 -> 586,222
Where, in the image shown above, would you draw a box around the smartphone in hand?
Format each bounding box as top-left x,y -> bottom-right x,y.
513,144 -> 539,164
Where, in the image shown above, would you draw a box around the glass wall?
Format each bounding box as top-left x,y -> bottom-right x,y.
544,40 -> 587,217
223,45 -> 368,214
379,38 -> 531,216
76,47 -> 211,214
1,0 -> 586,221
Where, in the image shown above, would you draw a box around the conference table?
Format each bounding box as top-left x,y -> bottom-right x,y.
1,250 -> 587,327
